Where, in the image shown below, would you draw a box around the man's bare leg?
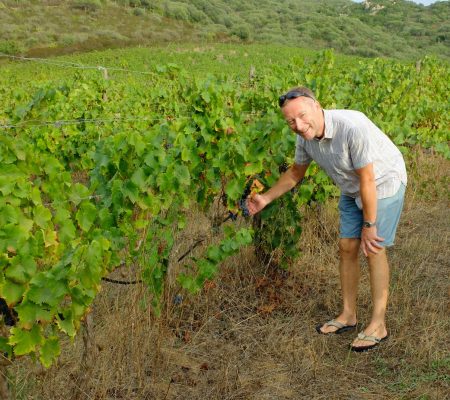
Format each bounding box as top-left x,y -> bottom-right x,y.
319,238 -> 360,333
351,248 -> 389,347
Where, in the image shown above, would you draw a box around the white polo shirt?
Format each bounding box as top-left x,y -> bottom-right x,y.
294,109 -> 407,208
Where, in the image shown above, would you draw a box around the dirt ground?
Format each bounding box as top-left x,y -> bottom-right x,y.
6,151 -> 450,400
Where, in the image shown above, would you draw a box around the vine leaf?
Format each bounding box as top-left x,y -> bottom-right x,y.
9,325 -> 43,356
76,201 -> 97,232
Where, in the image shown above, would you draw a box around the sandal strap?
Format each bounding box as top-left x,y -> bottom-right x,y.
357,332 -> 382,343
325,319 -> 345,329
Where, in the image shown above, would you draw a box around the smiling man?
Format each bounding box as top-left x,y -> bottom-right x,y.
247,86 -> 407,352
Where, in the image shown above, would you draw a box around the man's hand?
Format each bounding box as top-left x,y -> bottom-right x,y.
247,193 -> 269,216
245,163 -> 308,216
360,226 -> 384,257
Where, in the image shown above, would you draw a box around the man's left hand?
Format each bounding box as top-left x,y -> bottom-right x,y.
361,226 -> 384,257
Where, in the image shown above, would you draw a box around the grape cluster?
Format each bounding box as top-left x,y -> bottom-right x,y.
0,298 -> 17,326
239,198 -> 250,217
238,181 -> 252,217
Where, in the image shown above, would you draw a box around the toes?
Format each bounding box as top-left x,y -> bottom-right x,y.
320,326 -> 338,334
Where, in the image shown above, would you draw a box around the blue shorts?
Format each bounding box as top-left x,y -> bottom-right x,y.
338,183 -> 406,247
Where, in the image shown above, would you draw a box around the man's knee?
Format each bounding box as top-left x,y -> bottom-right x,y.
366,247 -> 387,263
339,238 -> 360,259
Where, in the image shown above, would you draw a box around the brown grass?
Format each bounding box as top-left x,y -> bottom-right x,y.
6,150 -> 450,399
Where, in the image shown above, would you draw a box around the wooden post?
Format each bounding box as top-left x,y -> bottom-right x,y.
98,66 -> 108,102
98,66 -> 109,80
249,65 -> 256,82
416,60 -> 421,73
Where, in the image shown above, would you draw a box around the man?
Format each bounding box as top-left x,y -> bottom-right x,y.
247,87 -> 407,352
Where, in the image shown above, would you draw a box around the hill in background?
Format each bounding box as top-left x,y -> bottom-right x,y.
0,0 -> 449,60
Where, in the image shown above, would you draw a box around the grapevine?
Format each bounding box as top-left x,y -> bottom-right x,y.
0,49 -> 448,367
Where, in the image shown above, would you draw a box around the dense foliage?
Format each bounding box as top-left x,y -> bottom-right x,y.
0,46 -> 449,367
0,0 -> 449,60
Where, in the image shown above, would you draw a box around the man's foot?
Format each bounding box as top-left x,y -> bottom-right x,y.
316,315 -> 357,334
350,323 -> 388,352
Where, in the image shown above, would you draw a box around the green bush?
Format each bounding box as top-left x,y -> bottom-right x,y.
187,4 -> 207,23
164,2 -> 190,21
72,0 -> 102,12
60,34 -> 77,46
231,24 -> 251,40
133,7 -> 145,16
0,40 -> 22,55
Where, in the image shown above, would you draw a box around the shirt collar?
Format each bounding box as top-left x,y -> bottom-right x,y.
315,109 -> 334,141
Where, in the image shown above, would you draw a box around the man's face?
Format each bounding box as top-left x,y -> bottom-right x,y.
281,97 -> 324,140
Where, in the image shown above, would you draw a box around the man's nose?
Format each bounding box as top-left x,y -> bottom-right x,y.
294,118 -> 305,132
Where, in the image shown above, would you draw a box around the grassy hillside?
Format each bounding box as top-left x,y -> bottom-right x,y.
0,0 -> 449,60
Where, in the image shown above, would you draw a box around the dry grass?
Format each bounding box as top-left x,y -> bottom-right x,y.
7,151 -> 450,399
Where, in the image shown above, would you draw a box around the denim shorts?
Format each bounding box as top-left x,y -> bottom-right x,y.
338,183 -> 406,247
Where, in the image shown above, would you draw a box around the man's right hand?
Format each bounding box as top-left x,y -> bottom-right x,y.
245,163 -> 308,216
247,193 -> 269,215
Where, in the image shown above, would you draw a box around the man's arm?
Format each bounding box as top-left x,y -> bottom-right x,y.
355,162 -> 384,256
247,163 -> 309,215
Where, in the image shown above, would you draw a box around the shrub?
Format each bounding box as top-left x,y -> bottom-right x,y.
0,39 -> 23,55
72,0 -> 102,12
187,4 -> 207,23
164,2 -> 189,21
231,24 -> 251,41
133,7 -> 145,16
60,34 -> 77,46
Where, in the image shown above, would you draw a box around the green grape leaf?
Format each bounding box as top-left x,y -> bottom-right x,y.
56,312 -> 76,337
244,160 -> 263,175
0,279 -> 25,305
15,301 -> 39,328
131,167 -> 147,190
225,178 -> 243,201
177,274 -> 201,294
174,165 -> 190,186
76,202 -> 97,232
31,186 -> 42,205
70,183 -> 91,205
206,245 -> 222,263
43,157 -> 62,177
34,205 -> 52,228
28,278 -> 67,307
2,224 -> 31,251
0,204 -> 19,225
123,180 -> 139,204
9,325 -> 43,356
58,218 -> 76,243
197,259 -> 217,280
39,336 -> 60,368
128,132 -> 146,156
5,255 -> 36,283
0,177 -> 15,196
236,228 -> 253,245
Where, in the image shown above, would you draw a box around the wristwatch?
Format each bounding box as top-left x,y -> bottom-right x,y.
362,221 -> 376,228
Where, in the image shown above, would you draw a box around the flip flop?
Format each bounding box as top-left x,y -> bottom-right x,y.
315,319 -> 357,335
350,332 -> 389,352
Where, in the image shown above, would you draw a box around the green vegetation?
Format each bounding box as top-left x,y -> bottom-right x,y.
0,0 -> 449,60
0,44 -> 449,367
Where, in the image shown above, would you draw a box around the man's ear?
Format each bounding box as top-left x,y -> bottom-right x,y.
313,100 -> 322,112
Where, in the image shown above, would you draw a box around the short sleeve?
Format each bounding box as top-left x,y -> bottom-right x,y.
294,136 -> 312,165
348,127 -> 373,169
